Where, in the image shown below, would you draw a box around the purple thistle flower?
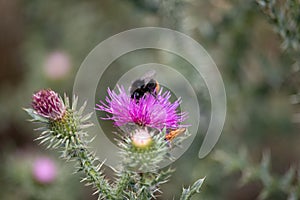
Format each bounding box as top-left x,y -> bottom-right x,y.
96,86 -> 187,130
32,157 -> 57,184
32,89 -> 66,120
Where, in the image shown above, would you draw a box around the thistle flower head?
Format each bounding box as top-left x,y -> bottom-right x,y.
96,86 -> 187,130
32,157 -> 57,184
131,128 -> 153,149
32,89 -> 66,120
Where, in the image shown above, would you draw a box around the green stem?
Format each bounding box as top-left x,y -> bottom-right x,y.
49,109 -> 115,199
69,133 -> 114,199
114,170 -> 132,199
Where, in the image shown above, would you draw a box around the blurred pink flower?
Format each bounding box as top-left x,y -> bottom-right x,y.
44,51 -> 71,80
32,157 -> 57,184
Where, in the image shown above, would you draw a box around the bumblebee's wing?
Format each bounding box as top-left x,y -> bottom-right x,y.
141,70 -> 156,80
129,70 -> 156,94
141,70 -> 156,84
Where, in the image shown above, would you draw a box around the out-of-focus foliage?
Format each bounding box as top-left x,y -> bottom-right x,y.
257,0 -> 300,53
0,152 -> 84,200
214,149 -> 300,200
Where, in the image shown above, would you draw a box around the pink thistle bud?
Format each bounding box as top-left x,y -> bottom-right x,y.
32,157 -> 57,184
32,89 -> 65,120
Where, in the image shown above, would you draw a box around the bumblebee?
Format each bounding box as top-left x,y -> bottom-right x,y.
129,71 -> 186,141
129,70 -> 160,101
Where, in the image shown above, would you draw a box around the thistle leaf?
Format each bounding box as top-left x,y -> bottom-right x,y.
23,108 -> 48,122
180,177 -> 205,200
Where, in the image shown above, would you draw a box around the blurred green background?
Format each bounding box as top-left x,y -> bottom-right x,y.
0,0 -> 299,199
